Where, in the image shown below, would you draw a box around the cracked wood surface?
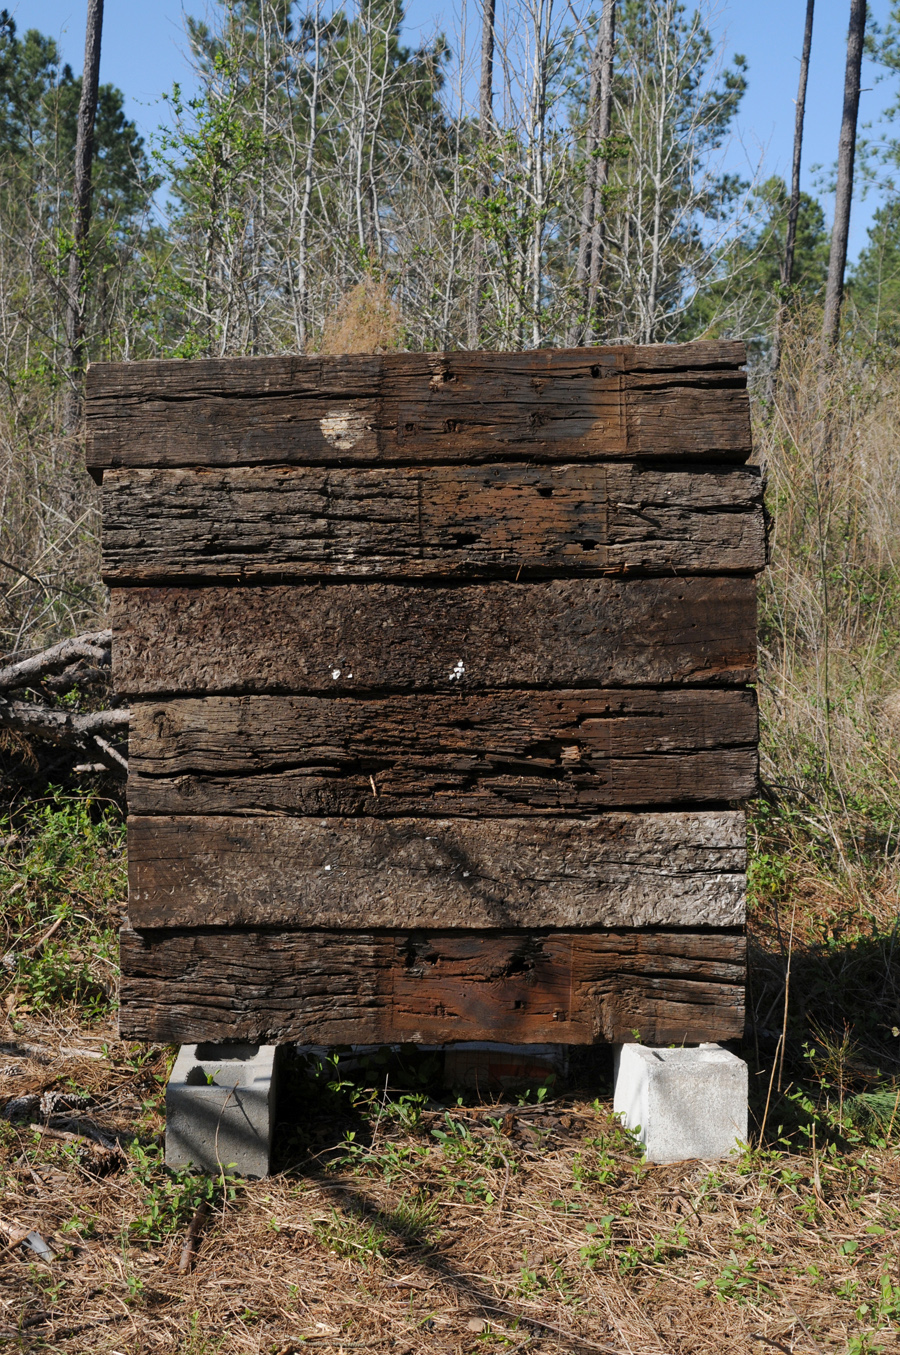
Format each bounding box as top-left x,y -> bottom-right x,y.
96,340 -> 757,1048
100,462 -> 765,583
118,925 -> 746,1045
126,688 -> 758,816
85,343 -> 750,476
125,811 -> 746,930
111,577 -> 757,696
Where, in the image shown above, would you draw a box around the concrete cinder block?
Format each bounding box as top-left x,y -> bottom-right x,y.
613,1043 -> 748,1163
165,1042 -> 278,1177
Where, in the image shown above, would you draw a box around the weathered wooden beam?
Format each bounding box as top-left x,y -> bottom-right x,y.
101,463 -> 765,583
126,688 -> 758,815
111,577 -> 758,697
125,810 -> 746,930
85,344 -> 750,479
118,925 -> 746,1046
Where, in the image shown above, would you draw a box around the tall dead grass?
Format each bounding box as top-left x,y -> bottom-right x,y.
756,323 -> 900,852
0,403 -> 104,657
748,318 -> 900,1086
318,276 -> 405,355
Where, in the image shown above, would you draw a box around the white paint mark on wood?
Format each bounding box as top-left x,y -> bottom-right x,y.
320,410 -> 366,450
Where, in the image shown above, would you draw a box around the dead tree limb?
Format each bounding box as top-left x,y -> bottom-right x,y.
823,0 -> 865,347
0,631 -> 111,692
0,629 -> 127,776
63,0 -> 105,432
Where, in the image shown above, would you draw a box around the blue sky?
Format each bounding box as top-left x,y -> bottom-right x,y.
16,0 -> 900,261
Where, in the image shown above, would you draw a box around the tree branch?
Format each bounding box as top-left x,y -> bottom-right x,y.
0,631 -> 111,693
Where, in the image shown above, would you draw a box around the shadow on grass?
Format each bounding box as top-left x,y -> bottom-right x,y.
744,923 -> 900,1145
269,1046 -> 624,1352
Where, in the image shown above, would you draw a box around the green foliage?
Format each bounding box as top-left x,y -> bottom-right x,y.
579,1214 -> 615,1267
0,793 -> 125,1017
313,1207 -> 388,1264
0,10 -> 152,216
710,1252 -> 767,1303
386,1188 -> 439,1241
128,1141 -> 231,1243
848,198 -> 900,346
579,0 -> 750,342
0,8 -> 158,383
684,177 -> 829,350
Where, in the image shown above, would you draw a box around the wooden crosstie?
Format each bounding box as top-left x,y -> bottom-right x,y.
86,341 -> 763,1050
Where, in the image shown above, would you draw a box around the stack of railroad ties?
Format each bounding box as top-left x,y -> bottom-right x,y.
85,342 -> 764,1051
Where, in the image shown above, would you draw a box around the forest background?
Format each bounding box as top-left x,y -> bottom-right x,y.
1,0 -> 900,1131
1,5 -> 900,1350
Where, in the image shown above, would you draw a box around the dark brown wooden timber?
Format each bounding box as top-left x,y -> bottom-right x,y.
112,577 -> 757,696
100,463 -> 765,584
87,339 -> 759,1051
85,343 -> 749,479
126,811 -> 746,930
118,926 -> 746,1045
127,688 -> 758,816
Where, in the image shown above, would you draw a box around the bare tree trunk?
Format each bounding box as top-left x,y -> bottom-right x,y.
823,0 -> 865,348
468,0 -> 495,348
784,0 -> 814,291
479,0 -> 496,139
294,9 -> 323,352
572,21 -> 603,344
586,0 -> 615,342
63,0 -> 103,435
770,0 -> 814,388
528,0 -> 553,348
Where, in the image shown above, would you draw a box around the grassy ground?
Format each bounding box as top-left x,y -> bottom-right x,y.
1,796 -> 899,1355
2,330 -> 900,1351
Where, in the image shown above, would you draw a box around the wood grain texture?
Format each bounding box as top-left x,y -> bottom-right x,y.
111,577 -> 757,697
100,462 -> 765,583
118,925 -> 746,1045
126,688 -> 758,815
125,810 -> 746,930
85,343 -> 749,477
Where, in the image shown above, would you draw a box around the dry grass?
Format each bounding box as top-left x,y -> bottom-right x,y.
0,413 -> 104,656
2,323 -> 900,1353
318,277 -> 405,355
756,320 -> 900,825
1,1015 -> 900,1355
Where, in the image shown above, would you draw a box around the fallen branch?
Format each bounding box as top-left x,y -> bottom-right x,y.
0,629 -> 128,775
178,1200 -> 210,1274
22,915 -> 65,955
0,698 -> 129,774
0,700 -> 128,742
28,1121 -> 125,1172
0,630 -> 111,692
92,732 -> 128,772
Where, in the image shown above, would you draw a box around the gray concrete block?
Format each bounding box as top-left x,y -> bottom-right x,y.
613,1043 -> 748,1163
165,1042 -> 278,1176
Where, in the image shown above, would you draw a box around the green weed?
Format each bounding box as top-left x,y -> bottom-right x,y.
0,793 -> 125,1017
128,1141 -> 228,1243
579,1215 -> 615,1268
711,1252 -> 768,1303
335,1129 -> 429,1183
313,1208 -> 388,1264
388,1189 -> 439,1242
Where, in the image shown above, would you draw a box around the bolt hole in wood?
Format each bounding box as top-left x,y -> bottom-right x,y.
86,342 -> 762,1047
